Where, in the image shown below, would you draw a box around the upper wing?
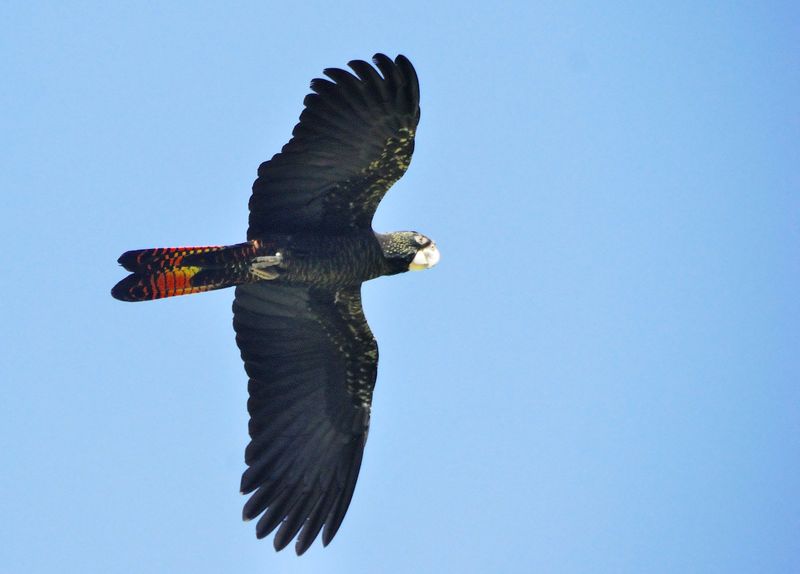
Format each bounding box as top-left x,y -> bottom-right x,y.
232,283 -> 378,554
247,53 -> 420,237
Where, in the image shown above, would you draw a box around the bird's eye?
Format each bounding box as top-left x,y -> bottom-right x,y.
414,234 -> 427,246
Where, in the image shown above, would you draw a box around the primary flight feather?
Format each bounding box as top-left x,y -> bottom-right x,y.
111,54 -> 438,555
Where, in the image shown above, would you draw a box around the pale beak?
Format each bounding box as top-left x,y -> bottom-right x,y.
409,243 -> 440,271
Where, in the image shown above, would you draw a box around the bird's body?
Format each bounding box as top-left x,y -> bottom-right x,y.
112,54 -> 437,555
112,231 -> 394,301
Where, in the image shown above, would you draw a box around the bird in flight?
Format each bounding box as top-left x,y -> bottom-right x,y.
111,54 -> 438,555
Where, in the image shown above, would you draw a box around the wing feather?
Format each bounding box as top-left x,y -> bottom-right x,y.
232,283 -> 377,554
248,54 -> 420,236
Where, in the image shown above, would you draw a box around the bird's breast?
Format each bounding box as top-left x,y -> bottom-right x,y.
263,232 -> 385,287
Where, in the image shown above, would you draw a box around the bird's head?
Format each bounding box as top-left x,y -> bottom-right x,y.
377,231 -> 440,275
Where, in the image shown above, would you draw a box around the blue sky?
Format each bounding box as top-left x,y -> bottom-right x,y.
2,2 -> 798,573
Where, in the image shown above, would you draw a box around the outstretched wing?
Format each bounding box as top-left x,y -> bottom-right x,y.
232,283 -> 378,554
247,53 -> 420,237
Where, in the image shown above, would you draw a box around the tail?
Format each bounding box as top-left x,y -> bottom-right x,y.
111,241 -> 266,302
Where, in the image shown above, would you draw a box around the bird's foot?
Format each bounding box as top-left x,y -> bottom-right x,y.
250,253 -> 283,280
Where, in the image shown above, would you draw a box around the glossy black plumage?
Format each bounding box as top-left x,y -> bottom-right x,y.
233,284 -> 376,553
111,53 -> 434,556
234,54 -> 424,554
248,54 -> 419,236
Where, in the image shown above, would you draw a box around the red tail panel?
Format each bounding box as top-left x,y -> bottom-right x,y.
117,246 -> 226,272
112,241 -> 268,302
111,266 -> 213,301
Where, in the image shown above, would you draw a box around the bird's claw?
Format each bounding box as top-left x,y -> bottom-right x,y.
250,253 -> 283,280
